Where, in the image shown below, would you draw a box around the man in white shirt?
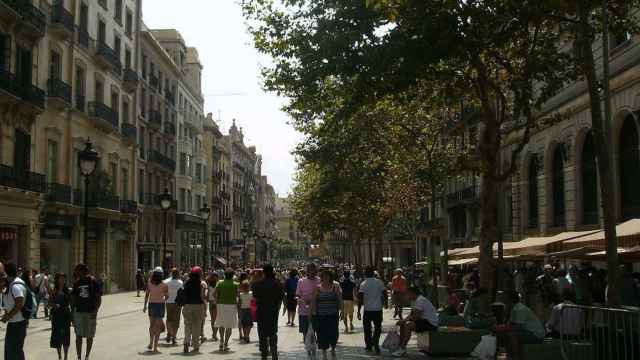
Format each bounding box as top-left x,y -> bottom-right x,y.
357,266 -> 388,354
33,269 -> 49,319
164,268 -> 184,345
1,263 -> 28,360
394,286 -> 438,357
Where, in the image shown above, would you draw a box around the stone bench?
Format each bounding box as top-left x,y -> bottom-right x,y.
417,327 -> 490,356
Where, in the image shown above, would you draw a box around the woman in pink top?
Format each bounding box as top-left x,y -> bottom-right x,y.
143,267 -> 169,353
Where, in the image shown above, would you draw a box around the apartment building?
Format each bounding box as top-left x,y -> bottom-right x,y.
203,112 -> 224,265
0,0 -> 141,291
135,24 -> 178,270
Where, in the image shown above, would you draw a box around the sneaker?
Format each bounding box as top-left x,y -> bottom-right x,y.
391,348 -> 407,357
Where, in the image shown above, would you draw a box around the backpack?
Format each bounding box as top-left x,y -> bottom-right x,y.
10,281 -> 37,319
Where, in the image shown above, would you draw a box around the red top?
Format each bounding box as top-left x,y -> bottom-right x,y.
391,275 -> 407,293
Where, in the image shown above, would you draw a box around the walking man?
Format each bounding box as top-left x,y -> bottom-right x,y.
357,266 -> 387,354
1,263 -> 28,360
340,271 -> 356,333
71,264 -> 102,360
164,268 -> 183,344
391,269 -> 408,320
253,264 -> 285,360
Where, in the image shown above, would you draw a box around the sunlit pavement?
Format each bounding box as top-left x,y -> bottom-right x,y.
2,292 -> 470,359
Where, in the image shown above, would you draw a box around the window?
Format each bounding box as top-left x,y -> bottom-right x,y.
139,126 -> 145,153
0,32 -> 10,71
16,46 -> 32,86
187,190 -> 192,212
79,3 -> 89,31
47,140 -> 58,183
121,168 -> 128,200
114,0 -> 123,25
619,115 -> 640,220
528,156 -> 539,228
95,78 -> 104,103
581,131 -> 598,224
49,50 -> 62,80
187,155 -> 192,176
180,153 -> 187,175
552,146 -> 566,227
196,195 -> 202,211
111,91 -> 119,120
196,164 -> 202,183
122,100 -> 129,123
141,54 -> 147,78
110,162 -> 118,195
75,66 -> 86,110
179,188 -> 186,212
114,34 -> 121,59
97,20 -> 106,44
125,9 -> 133,37
139,169 -> 144,196
125,48 -> 131,69
140,88 -> 146,116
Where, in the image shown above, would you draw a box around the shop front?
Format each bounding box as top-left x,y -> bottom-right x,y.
40,214 -> 75,276
0,227 -> 19,264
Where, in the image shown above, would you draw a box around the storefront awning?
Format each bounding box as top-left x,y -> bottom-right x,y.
564,219 -> 640,249
449,258 -> 478,266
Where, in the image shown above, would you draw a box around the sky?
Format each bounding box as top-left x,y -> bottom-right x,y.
141,0 -> 301,196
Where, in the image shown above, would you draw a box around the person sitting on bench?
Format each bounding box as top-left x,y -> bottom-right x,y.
494,291 -> 545,360
393,286 -> 438,357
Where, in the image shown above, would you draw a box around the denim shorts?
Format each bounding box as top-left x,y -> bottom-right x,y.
148,303 -> 166,319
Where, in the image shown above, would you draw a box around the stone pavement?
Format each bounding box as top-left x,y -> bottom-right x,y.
1,292 -> 471,360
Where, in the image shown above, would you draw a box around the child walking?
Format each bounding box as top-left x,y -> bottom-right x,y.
238,281 -> 254,343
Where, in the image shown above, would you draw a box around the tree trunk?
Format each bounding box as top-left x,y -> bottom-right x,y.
576,0 -> 619,306
368,237 -> 373,265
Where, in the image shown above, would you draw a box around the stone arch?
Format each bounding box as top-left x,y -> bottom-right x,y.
618,113 -> 640,220
575,128 -> 598,225
544,139 -> 567,229
521,151 -> 540,230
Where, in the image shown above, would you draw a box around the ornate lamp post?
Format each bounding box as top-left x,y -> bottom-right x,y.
159,188 -> 173,271
78,140 -> 99,265
199,203 -> 211,270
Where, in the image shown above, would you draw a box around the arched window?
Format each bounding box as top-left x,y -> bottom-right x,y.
581,131 -> 598,224
528,156 -> 539,228
552,146 -> 565,227
619,116 -> 640,220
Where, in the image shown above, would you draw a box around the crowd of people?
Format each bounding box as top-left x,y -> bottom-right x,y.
5,257 -> 635,360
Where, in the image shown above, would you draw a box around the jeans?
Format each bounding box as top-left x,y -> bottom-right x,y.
258,314 -> 279,359
4,320 -> 28,360
363,310 -> 382,350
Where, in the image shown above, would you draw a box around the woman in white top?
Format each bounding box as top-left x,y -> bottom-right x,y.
238,281 -> 254,343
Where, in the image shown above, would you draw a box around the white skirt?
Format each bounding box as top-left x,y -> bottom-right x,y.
215,304 -> 238,329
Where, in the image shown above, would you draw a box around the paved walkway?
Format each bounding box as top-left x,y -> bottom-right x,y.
2,292 -> 471,360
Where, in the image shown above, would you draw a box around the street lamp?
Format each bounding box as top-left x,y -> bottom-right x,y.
78,139 -> 99,265
159,187 -> 173,271
224,217 -> 232,261
199,203 -> 211,270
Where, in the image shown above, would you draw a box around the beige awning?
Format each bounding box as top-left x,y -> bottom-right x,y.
565,219 -> 640,245
441,247 -> 476,257
503,230 -> 599,256
449,258 -> 478,266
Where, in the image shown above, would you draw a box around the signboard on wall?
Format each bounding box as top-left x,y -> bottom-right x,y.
0,227 -> 18,241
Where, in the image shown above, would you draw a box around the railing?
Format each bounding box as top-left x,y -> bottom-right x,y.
51,2 -> 74,34
559,304 -> 640,360
446,185 -> 478,206
121,122 -> 137,140
0,165 -> 47,193
87,195 -> 120,211
148,109 -> 162,126
0,69 -> 20,98
149,150 -> 176,171
46,182 -> 72,203
19,2 -> 47,36
120,200 -> 137,214
96,41 -> 122,70
47,78 -> 71,104
20,83 -> 46,109
123,68 -> 139,83
88,101 -> 118,128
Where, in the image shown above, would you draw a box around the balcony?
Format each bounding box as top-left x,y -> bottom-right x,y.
18,83 -> 45,115
88,101 -> 118,132
47,78 -> 72,109
120,200 -> 137,214
121,122 -> 137,145
0,69 -> 21,103
446,185 -> 478,208
148,109 -> 162,128
15,2 -> 46,40
94,42 -> 121,72
87,195 -> 120,211
46,183 -> 72,204
50,2 -> 74,40
0,165 -> 47,193
149,150 -> 176,172
123,68 -> 139,92
177,213 -> 203,227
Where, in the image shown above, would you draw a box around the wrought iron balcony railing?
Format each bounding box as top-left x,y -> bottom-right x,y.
0,69 -> 21,98
121,122 -> 137,141
120,199 -> 137,214
46,182 -> 72,203
0,164 -> 47,193
50,2 -> 74,35
149,150 -> 176,171
47,78 -> 72,104
88,101 -> 118,129
148,109 -> 162,127
95,41 -> 122,71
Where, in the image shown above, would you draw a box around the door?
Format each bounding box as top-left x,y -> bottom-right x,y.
16,47 -> 32,86
97,21 -> 106,44
50,50 -> 62,80
14,129 -> 31,174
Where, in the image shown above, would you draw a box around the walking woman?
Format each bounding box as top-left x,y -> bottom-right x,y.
215,269 -> 239,352
182,267 -> 207,354
143,267 -> 168,353
49,273 -> 72,360
311,270 -> 342,360
283,269 -> 299,326
206,272 -> 219,341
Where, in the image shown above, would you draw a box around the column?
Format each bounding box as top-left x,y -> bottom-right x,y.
564,162 -> 577,230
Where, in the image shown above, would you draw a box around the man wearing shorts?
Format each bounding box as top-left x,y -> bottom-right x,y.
394,286 -> 438,357
164,268 -> 183,344
340,271 -> 356,333
391,269 -> 408,320
71,264 -> 102,360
